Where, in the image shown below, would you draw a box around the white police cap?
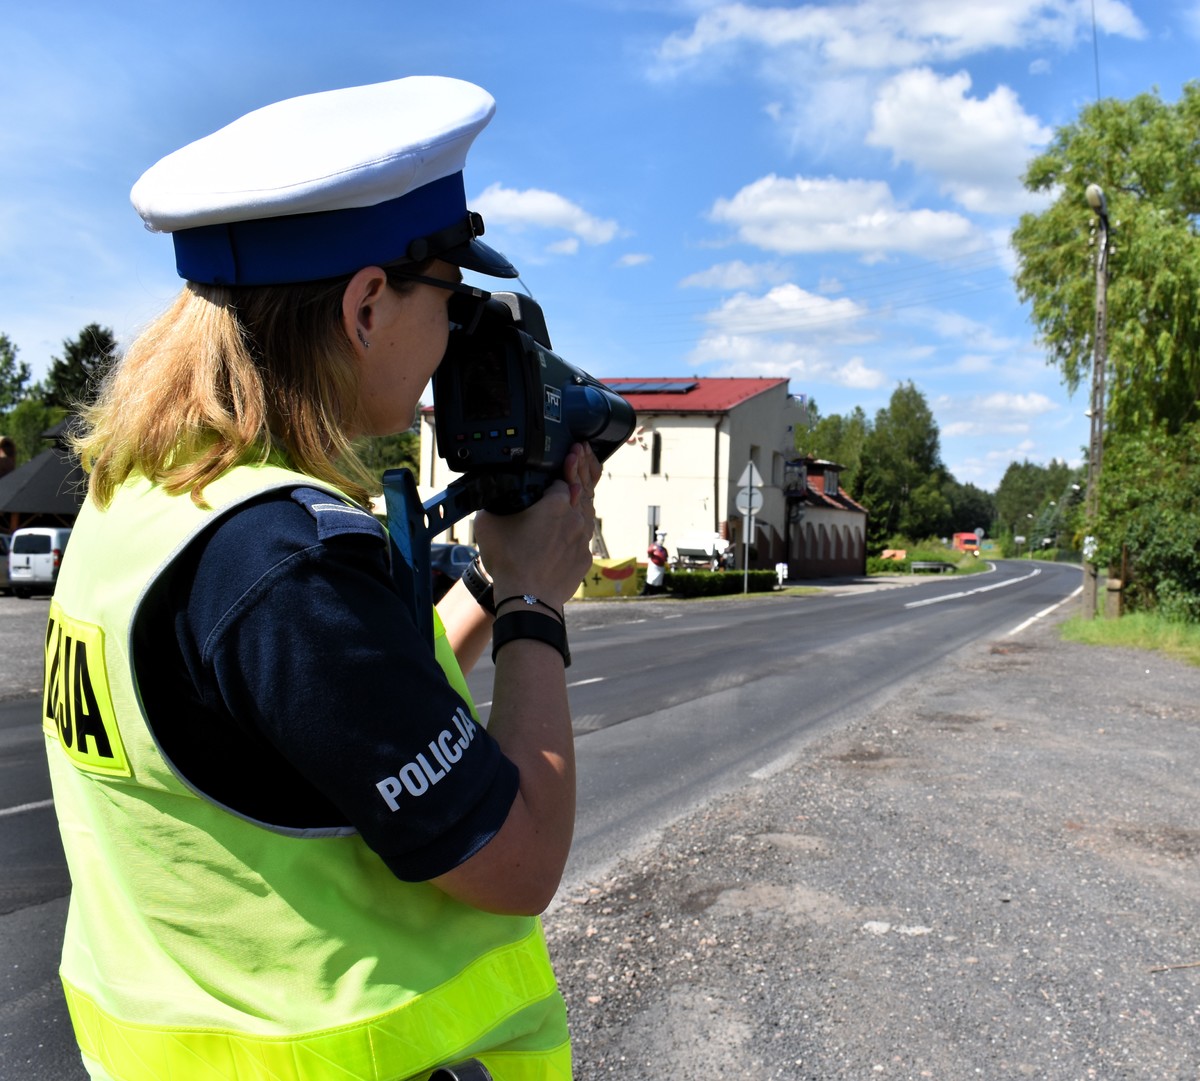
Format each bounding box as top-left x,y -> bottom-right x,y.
131,75 -> 517,286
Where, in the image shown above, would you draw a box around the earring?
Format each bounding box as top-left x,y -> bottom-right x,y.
356,328 -> 370,349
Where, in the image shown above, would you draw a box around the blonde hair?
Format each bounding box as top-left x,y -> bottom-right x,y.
75,277 -> 379,508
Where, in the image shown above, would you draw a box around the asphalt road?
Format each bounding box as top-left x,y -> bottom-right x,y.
2,562 -> 1131,1080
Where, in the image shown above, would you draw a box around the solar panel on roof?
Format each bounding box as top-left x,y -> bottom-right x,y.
612,380 -> 698,394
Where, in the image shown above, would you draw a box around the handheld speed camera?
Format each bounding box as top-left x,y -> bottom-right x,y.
432,292 -> 636,515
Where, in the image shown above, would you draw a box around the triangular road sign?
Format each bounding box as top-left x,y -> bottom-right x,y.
736,461 -> 764,489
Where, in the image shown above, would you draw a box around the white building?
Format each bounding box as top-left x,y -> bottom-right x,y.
593,378 -> 803,568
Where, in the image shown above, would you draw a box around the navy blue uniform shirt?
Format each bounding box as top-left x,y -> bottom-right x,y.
132,487 -> 517,882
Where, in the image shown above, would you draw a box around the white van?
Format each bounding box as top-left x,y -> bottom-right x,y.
8,526 -> 72,597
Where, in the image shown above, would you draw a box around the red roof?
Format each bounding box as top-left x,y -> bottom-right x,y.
800,480 -> 867,515
603,377 -> 787,413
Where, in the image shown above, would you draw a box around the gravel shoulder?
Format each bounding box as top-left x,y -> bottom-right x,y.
545,610 -> 1200,1080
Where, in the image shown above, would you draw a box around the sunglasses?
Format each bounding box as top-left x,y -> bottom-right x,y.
386,272 -> 492,334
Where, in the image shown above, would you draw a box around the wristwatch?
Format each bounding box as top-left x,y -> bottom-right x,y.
461,557 -> 496,615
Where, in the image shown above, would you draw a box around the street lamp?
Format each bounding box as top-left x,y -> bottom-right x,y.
1081,183 -> 1110,620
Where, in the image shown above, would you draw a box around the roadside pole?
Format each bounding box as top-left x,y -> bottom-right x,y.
735,462 -> 764,595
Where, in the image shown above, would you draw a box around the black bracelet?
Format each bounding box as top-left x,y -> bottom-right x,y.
460,558 -> 496,616
493,593 -> 563,622
491,610 -> 571,667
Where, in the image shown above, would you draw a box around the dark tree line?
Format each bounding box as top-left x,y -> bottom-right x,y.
798,381 -> 997,551
0,326 -> 419,485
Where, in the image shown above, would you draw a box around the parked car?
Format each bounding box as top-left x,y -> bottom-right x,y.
0,533 -> 11,595
430,542 -> 477,603
8,526 -> 72,597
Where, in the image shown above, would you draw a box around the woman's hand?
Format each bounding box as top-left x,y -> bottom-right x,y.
472,442 -> 601,611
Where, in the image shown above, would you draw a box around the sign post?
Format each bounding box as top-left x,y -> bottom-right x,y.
735,462 -> 764,594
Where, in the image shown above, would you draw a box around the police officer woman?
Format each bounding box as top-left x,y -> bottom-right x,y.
45,77 -> 593,1081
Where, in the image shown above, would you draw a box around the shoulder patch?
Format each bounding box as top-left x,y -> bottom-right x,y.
290,487 -> 384,543
44,602 -> 131,777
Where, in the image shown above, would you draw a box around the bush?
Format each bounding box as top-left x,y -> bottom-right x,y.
1098,424 -> 1200,622
664,570 -> 777,597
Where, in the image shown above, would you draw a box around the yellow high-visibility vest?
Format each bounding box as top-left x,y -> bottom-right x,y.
44,462 -> 571,1081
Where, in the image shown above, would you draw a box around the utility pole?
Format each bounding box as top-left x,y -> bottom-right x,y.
1082,183 -> 1109,620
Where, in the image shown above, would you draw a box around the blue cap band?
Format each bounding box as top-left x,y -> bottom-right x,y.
171,172 -> 466,286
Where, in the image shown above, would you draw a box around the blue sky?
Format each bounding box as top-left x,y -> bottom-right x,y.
3,0 -> 1197,491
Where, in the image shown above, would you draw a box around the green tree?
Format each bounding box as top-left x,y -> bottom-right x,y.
5,395 -> 66,464
1013,83 -> 1200,436
993,458 -> 1074,553
0,333 -> 32,413
352,430 -> 420,492
798,404 -> 869,494
944,480 -> 995,539
857,382 -> 949,547
1097,423 -> 1200,621
45,323 -> 118,409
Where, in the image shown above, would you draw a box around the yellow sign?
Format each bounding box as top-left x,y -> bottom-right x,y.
574,557 -> 639,598
43,604 -> 131,777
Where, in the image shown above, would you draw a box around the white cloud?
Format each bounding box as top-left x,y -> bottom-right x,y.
867,68 -> 1053,214
471,183 -> 619,246
838,356 -> 888,389
1183,0 -> 1200,39
943,419 -> 1031,438
917,308 -> 1021,354
939,392 -> 1057,438
693,333 -> 887,389
704,283 -> 869,338
679,259 -> 791,290
655,0 -> 1146,75
616,252 -> 653,268
709,174 -> 978,259
687,283 -> 885,387
976,391 -> 1058,415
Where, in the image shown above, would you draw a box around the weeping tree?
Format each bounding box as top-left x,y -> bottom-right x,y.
1012,83 -> 1200,617
1012,83 -> 1200,436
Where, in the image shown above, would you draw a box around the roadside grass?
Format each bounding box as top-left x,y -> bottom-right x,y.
1061,611 -> 1200,668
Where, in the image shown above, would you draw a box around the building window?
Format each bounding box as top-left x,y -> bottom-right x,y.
651,432 -> 663,475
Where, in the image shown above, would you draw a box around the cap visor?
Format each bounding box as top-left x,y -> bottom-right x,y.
441,237 -> 519,279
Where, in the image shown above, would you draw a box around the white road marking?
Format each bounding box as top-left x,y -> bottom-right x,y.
476,675 -> 606,711
1005,587 -> 1083,637
904,567 -> 1041,608
750,752 -> 799,781
0,798 -> 54,818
